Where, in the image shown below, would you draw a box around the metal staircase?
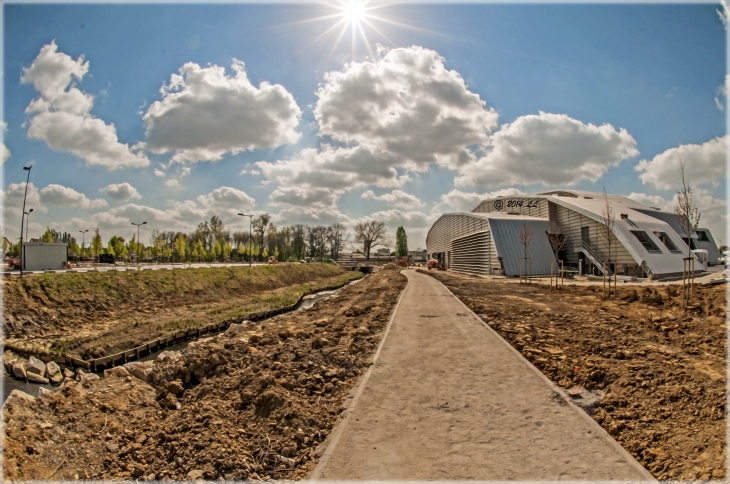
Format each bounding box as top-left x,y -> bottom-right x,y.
575,241 -> 612,276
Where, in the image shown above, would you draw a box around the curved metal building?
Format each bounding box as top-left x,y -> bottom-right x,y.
426,189 -> 719,279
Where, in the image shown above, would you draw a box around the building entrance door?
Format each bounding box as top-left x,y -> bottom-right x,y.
581,226 -> 590,243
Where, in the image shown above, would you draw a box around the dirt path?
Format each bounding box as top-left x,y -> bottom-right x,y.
315,269 -> 652,480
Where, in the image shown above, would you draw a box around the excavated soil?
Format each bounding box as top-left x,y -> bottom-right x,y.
421,270 -> 727,481
3,264 -> 358,358
3,268 -> 407,481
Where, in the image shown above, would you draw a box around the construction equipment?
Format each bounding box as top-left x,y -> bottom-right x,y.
398,256 -> 408,268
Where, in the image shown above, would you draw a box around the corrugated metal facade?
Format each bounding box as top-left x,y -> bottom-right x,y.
553,203 -> 635,266
451,231 -> 494,275
426,213 -> 492,259
488,218 -> 555,276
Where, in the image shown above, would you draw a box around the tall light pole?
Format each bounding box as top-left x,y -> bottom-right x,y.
24,208 -> 34,243
79,230 -> 89,261
238,213 -> 253,268
19,165 -> 32,275
131,222 -> 147,266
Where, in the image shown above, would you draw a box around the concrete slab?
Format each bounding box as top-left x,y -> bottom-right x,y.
313,269 -> 653,481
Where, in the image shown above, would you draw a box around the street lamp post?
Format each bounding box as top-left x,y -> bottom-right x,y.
19,165 -> 32,275
24,208 -> 34,243
237,213 -> 253,268
79,229 -> 89,262
131,222 -> 147,268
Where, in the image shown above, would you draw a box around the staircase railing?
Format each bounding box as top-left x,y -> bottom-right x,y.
575,241 -> 612,276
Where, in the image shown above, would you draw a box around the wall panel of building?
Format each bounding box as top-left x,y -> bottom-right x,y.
553,203 -> 634,266
426,214 -> 491,257
451,231 -> 493,275
473,198 -> 549,219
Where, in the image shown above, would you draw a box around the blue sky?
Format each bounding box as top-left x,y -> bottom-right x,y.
2,2 -> 727,249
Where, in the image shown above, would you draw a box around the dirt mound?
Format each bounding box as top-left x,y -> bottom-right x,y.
422,270 -> 726,481
3,264 -> 347,337
3,268 -> 407,481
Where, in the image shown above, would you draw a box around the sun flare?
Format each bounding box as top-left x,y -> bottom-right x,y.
342,0 -> 367,25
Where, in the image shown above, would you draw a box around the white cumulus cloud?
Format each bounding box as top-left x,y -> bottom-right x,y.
39,184 -> 107,208
455,112 -> 639,188
143,59 -> 302,163
635,135 -> 727,190
21,41 -> 149,170
315,45 -> 498,169
433,187 -> 525,213
270,186 -> 342,209
100,183 -> 143,201
196,186 -> 255,211
257,45 -> 496,194
1,144 -> 9,163
361,189 -> 424,210
715,75 -> 729,110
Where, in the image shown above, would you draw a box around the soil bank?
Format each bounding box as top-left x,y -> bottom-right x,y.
3,263 -> 359,358
2,267 -> 407,481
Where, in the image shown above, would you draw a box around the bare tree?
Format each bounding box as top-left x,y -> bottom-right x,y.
546,221 -> 567,259
674,160 -> 701,306
328,222 -> 348,259
518,221 -> 532,283
600,188 -> 617,298
353,220 -> 386,260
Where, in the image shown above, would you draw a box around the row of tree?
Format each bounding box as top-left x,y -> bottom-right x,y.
4,215 -> 410,263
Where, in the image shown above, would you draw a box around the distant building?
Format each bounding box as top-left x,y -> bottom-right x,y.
426,189 -> 721,280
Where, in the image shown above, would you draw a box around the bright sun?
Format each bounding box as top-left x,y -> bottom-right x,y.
342,0 -> 366,25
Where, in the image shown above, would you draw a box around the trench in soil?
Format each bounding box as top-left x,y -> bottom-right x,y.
2,278 -> 364,403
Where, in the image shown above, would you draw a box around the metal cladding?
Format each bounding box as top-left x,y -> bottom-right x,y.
488,218 -> 555,276
427,189 -> 721,279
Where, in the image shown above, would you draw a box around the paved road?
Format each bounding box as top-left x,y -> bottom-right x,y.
314,269 -> 653,481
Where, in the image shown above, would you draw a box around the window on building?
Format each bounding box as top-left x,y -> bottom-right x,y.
630,231 -> 662,253
653,232 -> 680,252
697,230 -> 710,242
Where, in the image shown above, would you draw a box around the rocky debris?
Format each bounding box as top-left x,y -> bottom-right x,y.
3,269 -> 407,481
425,270 -> 727,481
62,367 -> 75,379
4,389 -> 35,406
77,371 -> 100,386
124,361 -> 154,382
26,372 -> 50,384
225,321 -> 251,337
3,350 -> 18,373
46,361 -> 63,383
38,387 -> 53,398
27,356 -> 47,377
104,366 -> 130,378
12,360 -> 27,379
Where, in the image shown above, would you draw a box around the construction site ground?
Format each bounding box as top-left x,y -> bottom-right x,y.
3,265 -> 726,481
3,267 -> 407,481
2,264 -> 359,359
422,269 -> 727,481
